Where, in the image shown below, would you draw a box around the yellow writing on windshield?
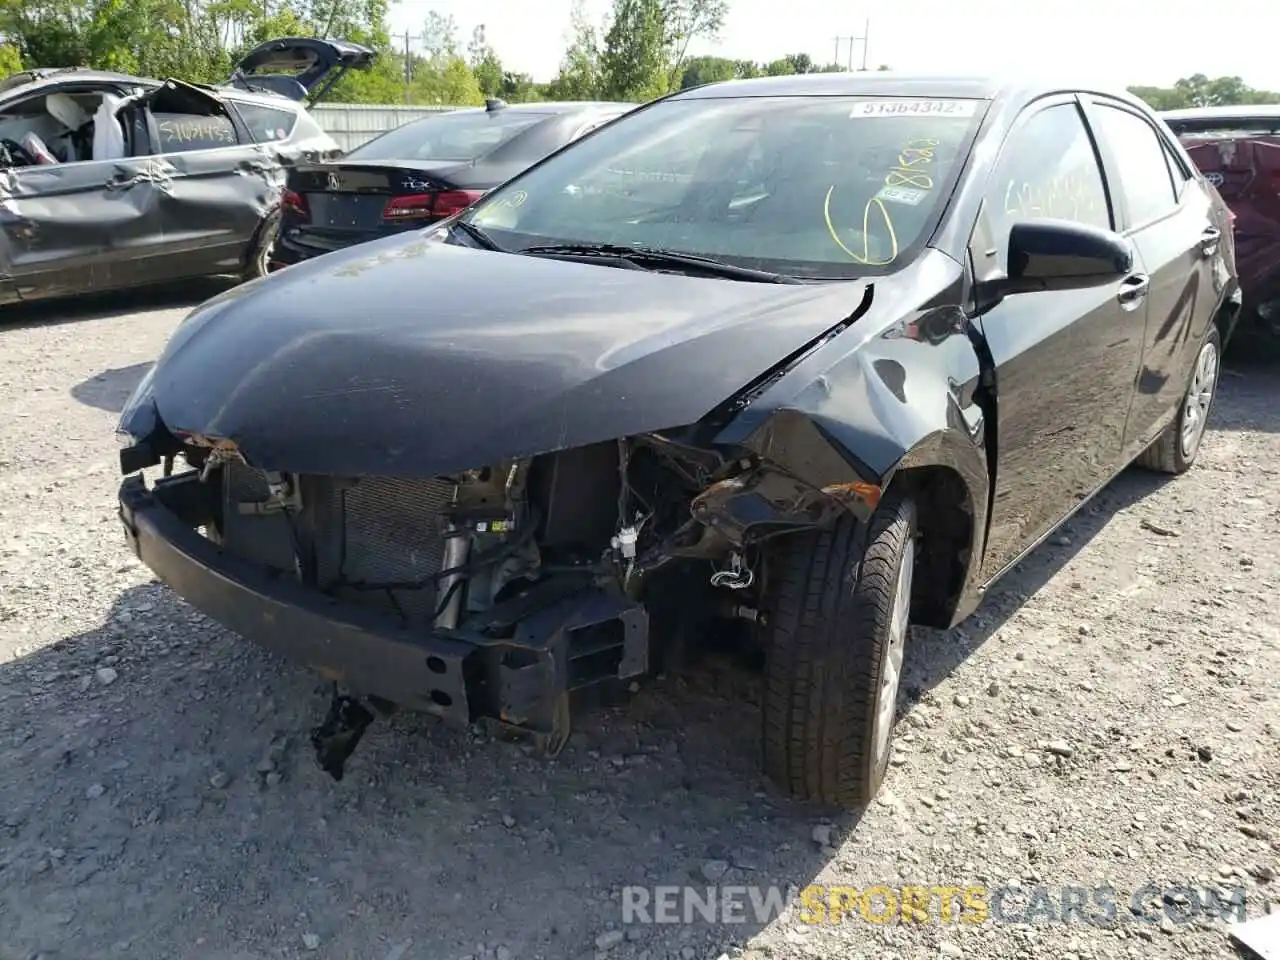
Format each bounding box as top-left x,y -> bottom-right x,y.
825,136 -> 941,265
884,138 -> 939,190
824,188 -> 899,265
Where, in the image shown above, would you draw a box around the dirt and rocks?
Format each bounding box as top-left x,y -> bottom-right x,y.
0,285 -> 1277,960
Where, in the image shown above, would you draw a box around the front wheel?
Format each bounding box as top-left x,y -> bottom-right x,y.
1135,326 -> 1221,475
760,492 -> 917,809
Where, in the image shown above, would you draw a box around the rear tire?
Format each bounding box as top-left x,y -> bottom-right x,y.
243,211 -> 280,281
760,492 -> 917,809
1135,326 -> 1221,475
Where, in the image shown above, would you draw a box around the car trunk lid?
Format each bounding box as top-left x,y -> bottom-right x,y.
281,161 -> 486,251
227,37 -> 376,106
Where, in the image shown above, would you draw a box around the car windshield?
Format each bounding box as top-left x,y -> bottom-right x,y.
346,110 -> 549,163
462,94 -> 986,279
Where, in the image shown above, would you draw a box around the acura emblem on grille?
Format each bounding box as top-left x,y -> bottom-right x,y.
327,172 -> 343,191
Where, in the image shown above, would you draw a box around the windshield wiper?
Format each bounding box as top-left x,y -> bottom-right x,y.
450,218 -> 501,251
518,242 -> 803,284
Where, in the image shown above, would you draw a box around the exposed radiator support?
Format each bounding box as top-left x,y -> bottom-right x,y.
434,523 -> 470,630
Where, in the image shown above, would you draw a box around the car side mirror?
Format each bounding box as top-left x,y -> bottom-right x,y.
974,219 -> 1135,311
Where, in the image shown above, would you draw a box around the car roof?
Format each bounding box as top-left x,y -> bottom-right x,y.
447,101 -> 631,116
0,68 -> 149,97
1161,104 -> 1280,121
668,71 -> 1151,112
0,68 -> 305,112
673,72 -> 1003,100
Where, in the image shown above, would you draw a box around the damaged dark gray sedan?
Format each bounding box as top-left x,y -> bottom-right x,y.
116,72 -> 1240,808
0,37 -> 372,305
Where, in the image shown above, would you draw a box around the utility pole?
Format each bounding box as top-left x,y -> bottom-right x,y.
404,30 -> 412,104
837,20 -> 871,71
833,36 -> 856,71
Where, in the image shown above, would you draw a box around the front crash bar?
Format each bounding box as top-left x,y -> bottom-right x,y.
117,472 -> 649,752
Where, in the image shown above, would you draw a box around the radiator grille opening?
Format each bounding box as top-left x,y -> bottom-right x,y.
316,476 -> 457,627
216,464 -> 457,628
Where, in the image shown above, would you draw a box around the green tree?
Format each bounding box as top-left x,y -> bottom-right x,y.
600,0 -> 668,101
659,0 -> 727,88
782,52 -> 813,74
1128,74 -> 1280,110
499,70 -> 543,102
1127,84 -> 1189,110
678,54 -> 736,88
546,0 -> 602,99
0,0 -> 399,99
0,42 -> 20,78
466,24 -> 504,98
408,13 -> 483,106
421,10 -> 459,59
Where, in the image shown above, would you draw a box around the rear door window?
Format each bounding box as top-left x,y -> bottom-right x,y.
345,110 -> 548,162
231,101 -> 298,143
152,111 -> 241,153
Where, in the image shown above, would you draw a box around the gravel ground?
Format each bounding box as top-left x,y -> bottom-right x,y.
1,286 -> 1277,960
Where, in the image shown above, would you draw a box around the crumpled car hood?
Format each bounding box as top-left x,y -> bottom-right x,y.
143,230 -> 870,476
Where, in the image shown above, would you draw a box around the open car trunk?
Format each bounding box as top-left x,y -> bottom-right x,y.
227,37 -> 376,106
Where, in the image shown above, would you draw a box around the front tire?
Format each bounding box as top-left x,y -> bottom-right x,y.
760,493 -> 917,809
1135,326 -> 1221,475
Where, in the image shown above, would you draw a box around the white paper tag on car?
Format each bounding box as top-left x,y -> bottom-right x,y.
877,186 -> 930,206
850,99 -> 978,118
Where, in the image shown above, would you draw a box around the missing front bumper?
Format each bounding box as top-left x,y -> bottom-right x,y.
117,472 -> 649,750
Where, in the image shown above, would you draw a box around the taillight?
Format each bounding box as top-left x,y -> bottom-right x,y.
382,193 -> 436,220
281,188 -> 308,218
433,189 -> 486,217
382,189 -> 485,221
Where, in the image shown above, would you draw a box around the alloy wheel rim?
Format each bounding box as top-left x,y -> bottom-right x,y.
871,536 -> 914,772
1180,339 -> 1219,460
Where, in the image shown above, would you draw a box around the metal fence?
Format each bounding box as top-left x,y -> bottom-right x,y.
309,103 -> 460,152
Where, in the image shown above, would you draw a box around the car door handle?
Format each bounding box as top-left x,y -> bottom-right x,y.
1117,274 -> 1150,311
1200,226 -> 1221,256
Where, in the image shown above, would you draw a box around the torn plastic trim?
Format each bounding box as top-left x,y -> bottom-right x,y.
689,462 -> 878,547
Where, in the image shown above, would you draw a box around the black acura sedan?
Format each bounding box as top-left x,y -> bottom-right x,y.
117,72 -> 1240,807
271,99 -> 633,268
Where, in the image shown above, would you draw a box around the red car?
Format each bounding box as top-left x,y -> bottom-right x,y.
1163,105 -> 1280,340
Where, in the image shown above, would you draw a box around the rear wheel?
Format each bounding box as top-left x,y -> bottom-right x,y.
760,492 -> 917,809
1135,326 -> 1220,475
243,211 -> 280,281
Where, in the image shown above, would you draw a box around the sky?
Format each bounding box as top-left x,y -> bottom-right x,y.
386,0 -> 1280,92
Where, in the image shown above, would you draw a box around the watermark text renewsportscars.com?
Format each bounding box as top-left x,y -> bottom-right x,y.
621,883 -> 1250,926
